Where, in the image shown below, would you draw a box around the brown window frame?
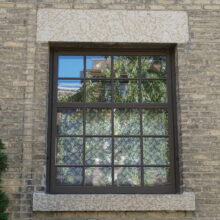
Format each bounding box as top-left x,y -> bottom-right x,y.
47,45 -> 179,194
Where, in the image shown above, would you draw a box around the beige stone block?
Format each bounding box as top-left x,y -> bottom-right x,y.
193,0 -> 212,3
149,4 -> 166,9
204,4 -> 220,9
185,5 -> 203,9
37,9 -> 189,43
0,3 -> 16,8
212,0 -> 220,3
4,41 -> 25,48
33,192 -> 196,211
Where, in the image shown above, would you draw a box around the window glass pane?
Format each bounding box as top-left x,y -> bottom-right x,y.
56,167 -> 83,185
56,137 -> 83,165
85,138 -> 112,165
114,109 -> 140,135
86,56 -> 111,78
114,56 -> 139,78
86,80 -> 111,102
85,167 -> 112,186
141,56 -> 166,78
141,80 -> 167,103
114,80 -> 139,103
114,138 -> 141,165
114,167 -> 141,186
142,109 -> 168,135
58,56 -> 84,78
143,138 -> 170,165
86,109 -> 111,135
144,167 -> 169,186
58,80 -> 84,102
53,51 -> 175,192
57,109 -> 83,135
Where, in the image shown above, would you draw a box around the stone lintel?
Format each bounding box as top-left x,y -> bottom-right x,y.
37,9 -> 189,43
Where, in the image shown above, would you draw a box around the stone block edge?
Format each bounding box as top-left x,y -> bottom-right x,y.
33,192 -> 195,212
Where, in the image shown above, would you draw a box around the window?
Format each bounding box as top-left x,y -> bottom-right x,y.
48,47 -> 178,194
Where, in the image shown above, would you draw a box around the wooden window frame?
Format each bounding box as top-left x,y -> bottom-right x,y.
47,45 -> 179,194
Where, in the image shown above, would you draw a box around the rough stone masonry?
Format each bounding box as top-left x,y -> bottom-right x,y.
0,0 -> 220,220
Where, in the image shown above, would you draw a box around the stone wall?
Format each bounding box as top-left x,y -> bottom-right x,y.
0,0 -> 220,219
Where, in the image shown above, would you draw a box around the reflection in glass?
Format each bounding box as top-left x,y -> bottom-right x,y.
86,56 -> 111,78
143,138 -> 169,165
141,56 -> 166,78
85,138 -> 112,165
114,80 -> 139,103
142,109 -> 168,135
57,109 -> 83,135
141,80 -> 167,103
114,56 -> 139,78
56,167 -> 82,185
114,138 -> 141,165
85,167 -> 112,186
114,167 -> 141,186
58,80 -> 84,102
144,167 -> 169,186
86,80 -> 111,102
114,109 -> 140,135
58,56 -> 84,78
56,137 -> 83,165
86,109 -> 111,135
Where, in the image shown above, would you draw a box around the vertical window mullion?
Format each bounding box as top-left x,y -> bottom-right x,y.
84,56 -> 86,103
140,109 -> 144,186
111,56 -> 115,185
82,107 -> 86,186
82,56 -> 86,185
138,56 -> 144,186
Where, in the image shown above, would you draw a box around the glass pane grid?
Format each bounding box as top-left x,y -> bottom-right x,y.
55,107 -> 170,187
57,55 -> 168,104
57,80 -> 168,104
54,54 -> 171,189
57,55 -> 167,79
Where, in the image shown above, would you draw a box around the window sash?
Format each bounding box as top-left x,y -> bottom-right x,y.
47,47 -> 178,194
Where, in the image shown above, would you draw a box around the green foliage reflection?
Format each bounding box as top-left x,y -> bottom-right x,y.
56,56 -> 169,187
59,56 -> 167,103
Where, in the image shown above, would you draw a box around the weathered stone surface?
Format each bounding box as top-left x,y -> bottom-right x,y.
33,192 -> 195,211
37,9 -> 189,43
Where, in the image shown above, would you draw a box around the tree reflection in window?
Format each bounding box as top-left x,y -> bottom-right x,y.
53,53 -> 174,193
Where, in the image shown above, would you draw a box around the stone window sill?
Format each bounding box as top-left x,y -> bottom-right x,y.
33,192 -> 195,212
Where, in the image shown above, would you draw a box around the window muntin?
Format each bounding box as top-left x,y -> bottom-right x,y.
49,50 -> 177,194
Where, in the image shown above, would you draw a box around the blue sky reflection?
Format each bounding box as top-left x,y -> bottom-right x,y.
58,56 -> 84,78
